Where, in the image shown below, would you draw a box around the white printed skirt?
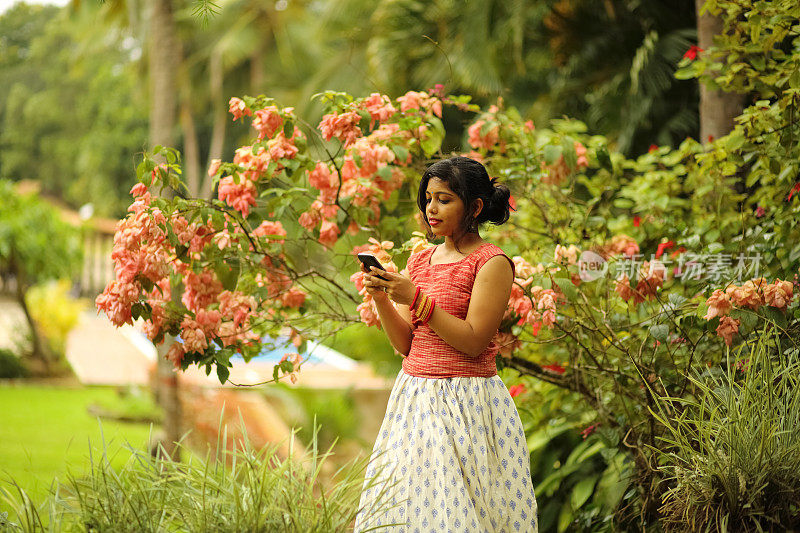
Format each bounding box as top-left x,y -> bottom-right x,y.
353,369 -> 538,532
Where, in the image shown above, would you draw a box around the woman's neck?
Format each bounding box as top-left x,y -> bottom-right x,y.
442,232 -> 483,254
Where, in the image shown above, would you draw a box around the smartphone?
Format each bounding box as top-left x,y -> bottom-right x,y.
357,253 -> 389,281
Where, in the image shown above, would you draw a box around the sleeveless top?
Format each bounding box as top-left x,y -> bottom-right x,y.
402,242 -> 515,378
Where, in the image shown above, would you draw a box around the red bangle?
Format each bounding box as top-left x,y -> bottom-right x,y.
410,286 -> 421,310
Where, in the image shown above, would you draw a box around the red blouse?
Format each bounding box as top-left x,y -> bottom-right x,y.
402,242 -> 514,378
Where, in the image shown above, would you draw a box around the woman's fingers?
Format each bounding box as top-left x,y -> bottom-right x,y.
364,273 -> 386,289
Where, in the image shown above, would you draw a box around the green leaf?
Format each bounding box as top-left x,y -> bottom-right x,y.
730,309 -> 758,335
570,475 -> 599,510
668,293 -> 687,307
420,129 -> 443,157
216,364 -> 230,384
376,166 -> 393,180
649,324 -> 669,341
725,131 -> 746,151
283,119 -> 293,138
557,501 -> 574,533
596,147 -> 612,170
554,277 -> 578,302
390,144 -> 409,163
762,306 -> 788,330
214,261 -> 240,291
543,145 -> 562,165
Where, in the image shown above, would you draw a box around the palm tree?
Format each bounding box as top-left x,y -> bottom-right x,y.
694,0 -> 744,140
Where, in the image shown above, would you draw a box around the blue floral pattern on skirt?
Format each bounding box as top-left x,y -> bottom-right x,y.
354,369 -> 538,532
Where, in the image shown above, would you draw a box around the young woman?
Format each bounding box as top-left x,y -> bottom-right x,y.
353,156 -> 538,532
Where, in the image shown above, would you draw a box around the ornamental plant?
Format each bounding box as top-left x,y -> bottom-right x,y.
99,87 -> 800,529
97,4 -> 800,529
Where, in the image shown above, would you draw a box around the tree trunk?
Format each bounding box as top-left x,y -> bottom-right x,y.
10,256 -> 52,374
250,34 -> 265,93
203,49 -> 226,200
180,99 -> 201,197
148,0 -> 181,461
695,0 -> 745,141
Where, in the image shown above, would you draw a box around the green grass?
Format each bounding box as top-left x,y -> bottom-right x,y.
0,384 -> 157,518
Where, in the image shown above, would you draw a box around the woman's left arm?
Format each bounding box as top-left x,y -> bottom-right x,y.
425,255 -> 514,357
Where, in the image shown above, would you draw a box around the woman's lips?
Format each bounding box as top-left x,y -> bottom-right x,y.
429,218 -> 442,226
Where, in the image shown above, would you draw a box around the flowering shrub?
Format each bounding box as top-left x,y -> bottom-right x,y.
97,2 -> 800,525
97,89 -> 466,383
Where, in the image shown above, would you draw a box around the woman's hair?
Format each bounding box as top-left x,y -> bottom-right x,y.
417,156 -> 512,240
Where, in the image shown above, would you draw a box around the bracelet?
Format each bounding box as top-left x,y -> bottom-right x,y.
410,286 -> 421,310
418,294 -> 430,320
415,291 -> 429,316
411,290 -> 436,324
421,297 -> 436,324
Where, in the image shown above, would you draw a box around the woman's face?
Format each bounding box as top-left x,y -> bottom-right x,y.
425,177 -> 465,237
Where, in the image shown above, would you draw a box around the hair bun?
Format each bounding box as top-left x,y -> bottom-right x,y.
480,182 -> 511,225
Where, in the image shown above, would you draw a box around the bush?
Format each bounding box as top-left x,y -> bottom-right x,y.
0,424 -> 389,532
26,280 -> 85,360
0,348 -> 27,379
654,327 -> 800,531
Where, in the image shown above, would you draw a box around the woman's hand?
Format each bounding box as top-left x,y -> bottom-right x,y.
362,266 -> 416,305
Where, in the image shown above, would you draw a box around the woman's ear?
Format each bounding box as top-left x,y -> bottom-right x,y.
472,198 -> 484,219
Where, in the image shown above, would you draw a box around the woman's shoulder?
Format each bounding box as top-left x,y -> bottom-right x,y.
472,242 -> 515,277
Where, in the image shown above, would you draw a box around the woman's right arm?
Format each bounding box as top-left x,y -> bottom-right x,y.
370,291 -> 414,356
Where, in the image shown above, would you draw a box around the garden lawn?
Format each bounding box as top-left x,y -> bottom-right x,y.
0,384 -> 156,516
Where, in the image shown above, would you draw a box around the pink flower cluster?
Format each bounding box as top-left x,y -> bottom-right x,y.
540,142 -> 590,185
218,109 -> 302,217
554,244 -> 580,265
96,182 -> 170,327
507,271 -> 561,336
182,270 -> 223,312
599,234 -> 640,259
218,176 -> 257,217
361,93 -> 397,128
252,105 -> 283,140
165,288 -> 261,368
318,110 -> 362,147
468,120 -> 500,151
98,170 -> 304,371
170,213 -> 214,253
253,220 -> 287,244
703,278 -> 794,346
228,97 -> 252,121
397,90 -> 443,118
614,261 -> 666,305
301,134 -> 402,248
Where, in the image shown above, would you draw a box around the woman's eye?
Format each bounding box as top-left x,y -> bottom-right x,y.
440,200 -> 449,204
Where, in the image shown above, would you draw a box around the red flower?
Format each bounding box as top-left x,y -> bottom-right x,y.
669,246 -> 687,259
648,144 -> 658,153
683,45 -> 704,60
581,424 -> 598,440
655,240 -> 675,259
755,206 -> 766,218
788,182 -> 800,201
633,215 -> 641,227
541,364 -> 566,375
707,135 -> 715,143
508,384 -> 526,398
